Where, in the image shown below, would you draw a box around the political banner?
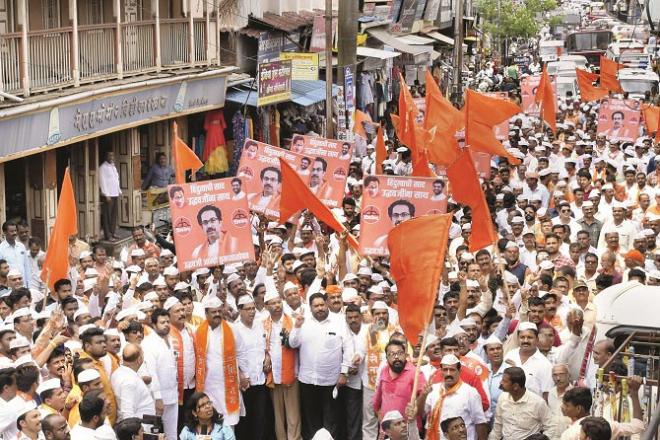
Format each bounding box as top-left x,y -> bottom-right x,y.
290,134 -> 353,208
237,139 -> 308,219
359,175 -> 448,255
521,75 -> 557,116
168,178 -> 254,271
597,98 -> 642,141
484,92 -> 511,140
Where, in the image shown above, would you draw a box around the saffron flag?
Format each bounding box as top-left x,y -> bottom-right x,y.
388,213 -> 452,343
599,56 -> 624,94
535,68 -> 557,133
447,151 -> 497,251
642,105 -> 660,142
464,89 -> 522,165
424,69 -> 464,133
278,158 -> 359,250
375,126 -> 387,174
41,168 -> 78,291
575,68 -> 609,102
354,110 -> 374,139
397,73 -> 419,147
173,122 -> 204,184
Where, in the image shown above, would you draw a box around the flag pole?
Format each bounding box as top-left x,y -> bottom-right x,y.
409,329 -> 429,409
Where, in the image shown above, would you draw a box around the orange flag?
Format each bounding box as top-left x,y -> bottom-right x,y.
173,122 -> 203,184
354,110 -> 374,139
278,159 -> 359,250
388,213 -> 452,343
375,126 -> 387,174
41,168 -> 77,291
391,114 -> 434,177
642,105 -> 660,142
397,73 -> 419,147
424,69 -> 464,133
600,56 -> 624,94
464,89 -> 522,165
447,151 -> 497,251
535,68 -> 557,133
575,68 -> 609,102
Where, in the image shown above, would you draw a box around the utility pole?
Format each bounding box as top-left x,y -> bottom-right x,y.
337,0 -> 358,139
325,0 -> 334,138
451,0 -> 465,105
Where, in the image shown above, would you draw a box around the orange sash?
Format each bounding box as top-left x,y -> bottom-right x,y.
170,325 -> 194,405
427,380 -> 463,440
194,320 -> 240,414
78,352 -> 118,424
366,325 -> 395,389
263,314 -> 296,387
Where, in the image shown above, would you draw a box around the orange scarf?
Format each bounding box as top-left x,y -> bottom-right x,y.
366,325 -> 395,389
194,320 -> 240,414
427,380 -> 463,440
263,314 -> 296,387
78,353 -> 118,424
170,325 -> 194,405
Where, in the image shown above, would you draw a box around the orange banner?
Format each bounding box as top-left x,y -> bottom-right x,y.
237,139 -> 308,219
484,92 -> 511,140
359,175 -> 447,256
168,178 -> 255,271
290,134 -> 353,208
597,98 -> 641,141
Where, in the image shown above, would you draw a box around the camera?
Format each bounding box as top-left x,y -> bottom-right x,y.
280,329 -> 290,348
142,414 -> 163,440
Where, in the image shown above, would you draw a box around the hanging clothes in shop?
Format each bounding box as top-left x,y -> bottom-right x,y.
357,72 -> 375,111
230,111 -> 247,175
203,110 -> 229,174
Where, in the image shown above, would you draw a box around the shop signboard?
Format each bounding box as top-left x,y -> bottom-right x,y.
257,61 -> 292,107
280,52 -> 319,80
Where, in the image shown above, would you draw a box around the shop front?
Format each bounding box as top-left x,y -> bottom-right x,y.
0,68 -> 236,247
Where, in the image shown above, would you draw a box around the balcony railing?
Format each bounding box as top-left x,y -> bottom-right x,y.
0,18 -> 217,97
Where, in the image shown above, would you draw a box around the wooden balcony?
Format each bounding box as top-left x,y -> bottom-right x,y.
0,17 -> 219,98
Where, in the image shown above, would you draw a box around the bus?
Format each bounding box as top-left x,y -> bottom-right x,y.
565,29 -> 613,65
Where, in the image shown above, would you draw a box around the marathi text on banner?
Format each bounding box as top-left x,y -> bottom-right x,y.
168,178 -> 255,272
359,175 -> 448,256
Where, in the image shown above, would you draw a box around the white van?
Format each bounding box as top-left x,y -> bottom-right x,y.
539,40 -> 565,62
618,68 -> 659,98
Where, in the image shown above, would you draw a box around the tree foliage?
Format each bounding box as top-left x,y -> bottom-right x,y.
476,0 -> 557,39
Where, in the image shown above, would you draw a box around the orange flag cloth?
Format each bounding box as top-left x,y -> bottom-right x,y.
447,151 -> 497,251
424,70 -> 464,133
278,159 -> 359,250
535,68 -> 557,133
41,168 -> 78,291
599,56 -> 624,94
375,126 -> 387,174
575,68 -> 609,102
642,105 -> 660,142
397,73 -> 419,147
388,213 -> 452,343
464,89 -> 522,165
173,122 -> 204,184
354,110 -> 374,139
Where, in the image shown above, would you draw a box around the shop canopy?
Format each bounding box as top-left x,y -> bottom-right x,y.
356,47 -> 402,59
424,32 -> 455,46
226,80 -> 339,107
366,28 -> 433,56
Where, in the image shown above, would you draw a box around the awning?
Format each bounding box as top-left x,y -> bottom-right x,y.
396,35 -> 436,45
366,28 -> 432,55
252,11 -> 316,33
225,80 -> 339,107
425,31 -> 455,46
357,47 -> 402,59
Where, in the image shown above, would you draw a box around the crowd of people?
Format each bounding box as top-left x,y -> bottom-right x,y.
1,29 -> 660,440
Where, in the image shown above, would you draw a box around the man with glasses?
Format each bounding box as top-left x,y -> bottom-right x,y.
552,202 -> 581,241
192,204 -> 239,261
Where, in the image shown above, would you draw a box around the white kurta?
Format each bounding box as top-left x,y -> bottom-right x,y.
204,324 -> 245,426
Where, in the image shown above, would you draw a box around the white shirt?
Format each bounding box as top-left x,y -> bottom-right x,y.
176,326 -> 196,389
288,314 -> 353,386
425,382 -> 488,440
142,331 -> 178,405
70,424 -> 98,440
598,219 -> 637,252
0,240 -> 30,286
233,319 -> 267,386
503,348 -> 554,396
111,365 -> 156,420
0,396 -> 20,440
489,391 -> 554,440
98,161 -> 121,197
